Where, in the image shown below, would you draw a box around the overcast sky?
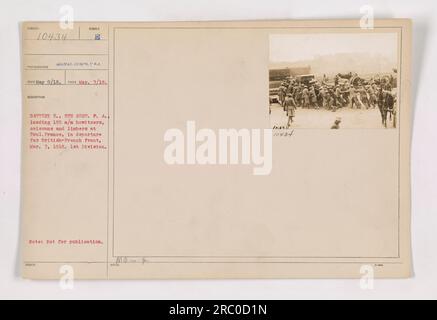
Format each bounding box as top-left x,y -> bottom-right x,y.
269,33 -> 398,63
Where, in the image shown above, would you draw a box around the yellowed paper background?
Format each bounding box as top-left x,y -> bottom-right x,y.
21,20 -> 412,279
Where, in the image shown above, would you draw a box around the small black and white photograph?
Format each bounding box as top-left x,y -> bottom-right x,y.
269,33 -> 399,129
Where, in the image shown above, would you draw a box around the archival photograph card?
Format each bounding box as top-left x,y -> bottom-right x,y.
21,19 -> 412,279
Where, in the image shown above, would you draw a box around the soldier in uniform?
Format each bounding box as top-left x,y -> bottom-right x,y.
294,85 -> 302,108
285,93 -> 296,128
355,85 -> 367,109
278,85 -> 286,111
318,86 -> 327,109
309,85 -> 317,109
302,86 -> 310,109
366,85 -> 377,109
349,85 -> 358,109
287,82 -> 295,100
286,79 -> 294,94
325,86 -> 335,111
334,85 -> 346,109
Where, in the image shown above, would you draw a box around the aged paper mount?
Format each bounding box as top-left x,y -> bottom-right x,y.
21,20 -> 412,279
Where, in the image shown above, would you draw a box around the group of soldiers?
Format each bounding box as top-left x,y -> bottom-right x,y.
274,73 -> 397,128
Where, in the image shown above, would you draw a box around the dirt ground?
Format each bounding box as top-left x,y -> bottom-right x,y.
269,103 -> 396,129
